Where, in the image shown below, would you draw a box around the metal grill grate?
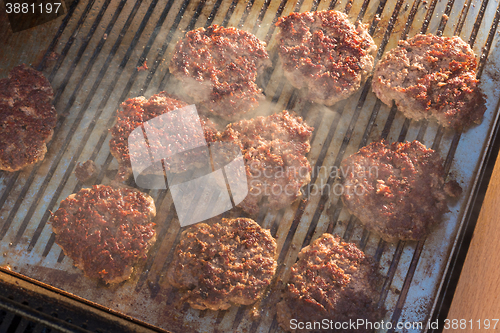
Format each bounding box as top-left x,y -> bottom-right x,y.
0,271 -> 159,332
1,0 -> 500,332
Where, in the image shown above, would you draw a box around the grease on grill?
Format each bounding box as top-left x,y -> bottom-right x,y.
74,160 -> 99,184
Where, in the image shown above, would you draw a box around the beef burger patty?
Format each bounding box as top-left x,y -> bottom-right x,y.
220,110 -> 314,215
0,64 -> 57,172
276,10 -> 377,106
109,92 -> 218,181
169,25 -> 270,120
341,140 -> 462,242
50,185 -> 157,284
372,34 -> 486,129
167,217 -> 277,310
277,233 -> 384,333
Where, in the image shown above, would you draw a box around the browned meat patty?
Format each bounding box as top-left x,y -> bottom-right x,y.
220,111 -> 313,215
341,140 -> 462,242
169,25 -> 271,120
50,185 -> 156,284
109,92 -> 219,181
166,217 -> 277,310
277,234 -> 384,333
372,34 -> 486,129
0,64 -> 57,172
276,10 -> 377,106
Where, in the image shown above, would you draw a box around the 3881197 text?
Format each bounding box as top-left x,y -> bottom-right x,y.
444,319 -> 499,330
5,3 -> 62,14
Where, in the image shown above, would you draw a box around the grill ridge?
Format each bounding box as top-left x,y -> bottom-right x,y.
140,0 -> 196,96
37,0 -> 190,260
52,0 -> 114,105
14,0 -> 116,248
26,0 -> 150,253
0,0 -> 100,242
47,0 -> 99,83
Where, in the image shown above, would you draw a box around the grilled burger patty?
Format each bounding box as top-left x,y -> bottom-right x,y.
0,64 -> 57,172
276,10 -> 377,106
109,92 -> 218,181
277,234 -> 384,333
372,34 -> 486,129
341,140 -> 462,242
50,185 -> 157,284
169,25 -> 270,120
220,110 -> 313,215
167,217 -> 277,310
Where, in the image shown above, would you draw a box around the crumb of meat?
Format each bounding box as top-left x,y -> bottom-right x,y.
220,110 -> 314,215
75,160 -> 99,183
137,60 -> 148,71
50,185 -> 157,284
276,10 -> 377,106
341,140 -> 462,242
47,52 -> 60,61
109,92 -> 219,182
250,305 -> 261,320
372,34 -> 486,129
166,217 -> 277,310
277,234 -> 384,333
0,64 -> 57,172
169,25 -> 271,120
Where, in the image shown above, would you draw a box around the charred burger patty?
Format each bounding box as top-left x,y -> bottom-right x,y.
341,140 -> 461,242
50,185 -> 157,284
0,64 -> 57,172
167,217 -> 277,310
372,33 -> 486,129
276,10 -> 377,105
169,25 -> 270,120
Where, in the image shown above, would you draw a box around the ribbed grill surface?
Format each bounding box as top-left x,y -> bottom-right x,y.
1,0 -> 500,332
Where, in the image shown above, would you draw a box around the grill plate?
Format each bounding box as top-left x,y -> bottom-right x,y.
1,0 -> 500,332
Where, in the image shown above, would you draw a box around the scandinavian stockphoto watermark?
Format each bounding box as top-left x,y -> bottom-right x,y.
127,104 -> 377,226
128,104 -> 248,227
247,163 -> 379,199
